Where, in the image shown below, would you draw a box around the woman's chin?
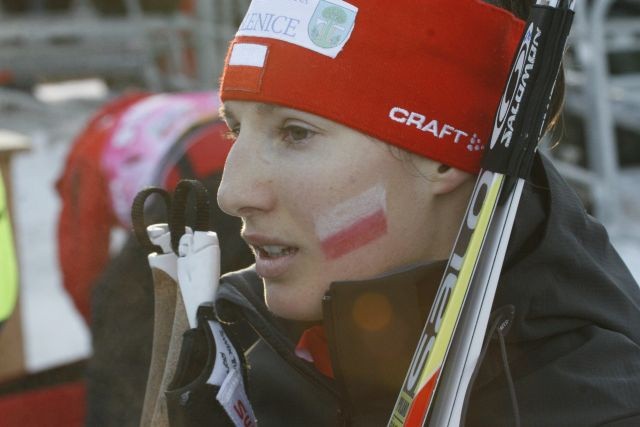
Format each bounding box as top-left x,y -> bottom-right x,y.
264,286 -> 323,321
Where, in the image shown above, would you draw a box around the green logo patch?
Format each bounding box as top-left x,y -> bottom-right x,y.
308,0 -> 356,49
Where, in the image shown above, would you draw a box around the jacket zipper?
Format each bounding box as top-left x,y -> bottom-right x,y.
322,293 -> 352,426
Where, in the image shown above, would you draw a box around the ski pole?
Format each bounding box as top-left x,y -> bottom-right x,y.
134,180 -> 256,427
168,180 -> 256,427
131,188 -> 183,427
431,3 -> 577,426
389,1 -> 576,425
146,179 -> 215,426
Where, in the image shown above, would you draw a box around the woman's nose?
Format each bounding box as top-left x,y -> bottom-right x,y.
217,133 -> 276,218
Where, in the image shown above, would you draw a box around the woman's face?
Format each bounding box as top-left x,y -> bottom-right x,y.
218,101 -> 439,320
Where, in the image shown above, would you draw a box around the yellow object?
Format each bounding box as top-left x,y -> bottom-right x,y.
0,173 -> 18,323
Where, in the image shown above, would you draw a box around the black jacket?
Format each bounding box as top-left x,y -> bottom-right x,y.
213,154 -> 640,426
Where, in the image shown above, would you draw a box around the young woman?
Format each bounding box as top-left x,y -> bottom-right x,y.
209,0 -> 640,425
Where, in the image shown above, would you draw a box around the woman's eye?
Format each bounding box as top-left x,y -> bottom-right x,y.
281,125 -> 315,144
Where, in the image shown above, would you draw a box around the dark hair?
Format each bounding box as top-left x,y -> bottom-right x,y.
485,0 -> 565,133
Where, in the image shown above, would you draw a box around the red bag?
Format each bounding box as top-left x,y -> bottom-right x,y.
56,91 -> 229,322
56,92 -> 149,321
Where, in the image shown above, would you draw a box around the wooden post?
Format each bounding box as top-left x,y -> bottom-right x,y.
0,130 -> 31,383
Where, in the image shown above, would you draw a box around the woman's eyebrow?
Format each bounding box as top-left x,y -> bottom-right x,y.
256,103 -> 276,116
219,104 -> 276,123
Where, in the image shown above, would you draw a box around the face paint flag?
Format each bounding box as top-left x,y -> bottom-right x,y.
315,185 -> 387,260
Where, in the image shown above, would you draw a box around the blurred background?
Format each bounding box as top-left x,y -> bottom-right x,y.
0,1 -> 638,426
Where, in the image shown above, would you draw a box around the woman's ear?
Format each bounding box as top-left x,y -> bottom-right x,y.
431,164 -> 474,195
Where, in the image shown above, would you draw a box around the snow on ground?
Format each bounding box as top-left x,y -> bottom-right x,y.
1,82 -> 639,373
12,131 -> 92,371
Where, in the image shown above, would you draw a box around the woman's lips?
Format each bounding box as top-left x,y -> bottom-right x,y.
243,233 -> 299,279
254,248 -> 299,278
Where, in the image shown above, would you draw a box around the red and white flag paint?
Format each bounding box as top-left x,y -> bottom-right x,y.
315,185 -> 388,260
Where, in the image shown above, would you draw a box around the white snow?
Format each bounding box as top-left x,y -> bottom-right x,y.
1,83 -> 639,373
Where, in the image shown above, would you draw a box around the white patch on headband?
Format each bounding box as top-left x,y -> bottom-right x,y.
229,43 -> 268,67
236,0 -> 358,59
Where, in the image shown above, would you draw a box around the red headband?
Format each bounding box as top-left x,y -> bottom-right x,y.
220,0 -> 524,173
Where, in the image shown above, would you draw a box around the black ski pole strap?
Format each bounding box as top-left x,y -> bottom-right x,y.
460,305 -> 516,427
165,303 -> 250,427
169,179 -> 211,255
131,187 -> 173,255
482,2 -> 575,180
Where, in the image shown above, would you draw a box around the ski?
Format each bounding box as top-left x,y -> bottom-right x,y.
388,1 -> 576,426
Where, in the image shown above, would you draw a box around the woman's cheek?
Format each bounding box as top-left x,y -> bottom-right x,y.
313,184 -> 388,260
